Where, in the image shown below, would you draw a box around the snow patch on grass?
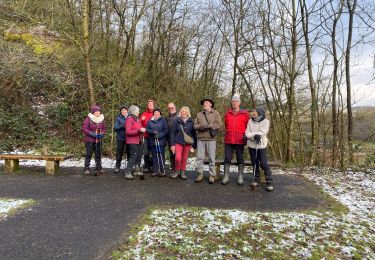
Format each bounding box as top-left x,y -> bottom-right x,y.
0,198 -> 35,220
115,168 -> 375,259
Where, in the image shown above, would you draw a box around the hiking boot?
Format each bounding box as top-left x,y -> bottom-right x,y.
237,164 -> 244,186
180,171 -> 187,180
134,166 -> 142,176
221,164 -> 230,185
195,172 -> 204,183
159,171 -> 166,177
125,172 -> 134,180
266,181 -> 274,192
208,175 -> 215,184
84,169 -> 91,175
171,171 -> 179,179
114,168 -> 120,173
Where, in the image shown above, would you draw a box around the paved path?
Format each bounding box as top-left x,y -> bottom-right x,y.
0,167 -> 331,259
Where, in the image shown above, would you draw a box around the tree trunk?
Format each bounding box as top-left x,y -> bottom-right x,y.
286,0 -> 298,163
346,0 -> 357,164
300,0 -> 317,165
82,0 -> 95,104
331,3 -> 344,167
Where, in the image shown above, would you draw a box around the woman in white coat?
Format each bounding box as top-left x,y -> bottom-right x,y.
245,107 -> 273,191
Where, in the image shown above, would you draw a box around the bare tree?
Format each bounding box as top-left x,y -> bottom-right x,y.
345,0 -> 357,164
82,0 -> 95,104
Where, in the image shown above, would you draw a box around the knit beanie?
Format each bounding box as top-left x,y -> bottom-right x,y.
231,94 -> 241,102
90,105 -> 101,113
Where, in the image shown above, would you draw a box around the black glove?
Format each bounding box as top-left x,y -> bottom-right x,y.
254,134 -> 261,144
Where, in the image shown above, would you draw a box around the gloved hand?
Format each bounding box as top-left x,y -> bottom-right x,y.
89,132 -> 97,138
96,133 -> 104,139
254,134 -> 261,144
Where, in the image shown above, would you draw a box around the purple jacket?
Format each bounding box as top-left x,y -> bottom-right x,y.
82,117 -> 107,143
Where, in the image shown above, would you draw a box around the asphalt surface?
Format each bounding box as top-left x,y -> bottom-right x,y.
0,166 -> 332,259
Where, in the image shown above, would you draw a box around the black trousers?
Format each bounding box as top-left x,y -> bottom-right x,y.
125,144 -> 142,173
115,140 -> 130,168
224,144 -> 245,165
150,145 -> 166,172
167,139 -> 175,171
84,142 -> 102,170
249,147 -> 272,183
143,138 -> 153,170
168,145 -> 175,171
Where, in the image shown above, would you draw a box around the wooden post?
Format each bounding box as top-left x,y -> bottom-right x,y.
215,164 -> 221,180
4,159 -> 19,173
46,160 -> 59,174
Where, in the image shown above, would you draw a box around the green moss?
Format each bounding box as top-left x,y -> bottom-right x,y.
20,33 -> 56,55
3,31 -> 21,41
4,31 -> 60,55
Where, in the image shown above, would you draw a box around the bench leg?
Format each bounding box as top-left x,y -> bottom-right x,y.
46,161 -> 59,174
4,159 -> 19,173
214,165 -> 221,180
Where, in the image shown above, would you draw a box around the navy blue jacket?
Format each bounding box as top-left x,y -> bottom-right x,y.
113,113 -> 127,141
146,116 -> 169,146
170,117 -> 197,149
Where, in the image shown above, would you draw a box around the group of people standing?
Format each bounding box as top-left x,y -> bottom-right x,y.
81,94 -> 274,191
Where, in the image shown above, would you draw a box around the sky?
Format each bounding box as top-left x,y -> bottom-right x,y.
350,51 -> 375,107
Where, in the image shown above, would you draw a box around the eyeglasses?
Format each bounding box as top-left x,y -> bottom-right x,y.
168,107 -> 175,110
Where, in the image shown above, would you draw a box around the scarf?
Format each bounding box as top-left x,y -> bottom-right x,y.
252,115 -> 264,122
88,113 -> 104,124
151,116 -> 161,121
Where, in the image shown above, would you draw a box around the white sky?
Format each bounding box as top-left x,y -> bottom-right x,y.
350,52 -> 375,106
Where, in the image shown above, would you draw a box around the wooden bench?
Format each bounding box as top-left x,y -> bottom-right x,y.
0,154 -> 73,174
203,159 -> 281,181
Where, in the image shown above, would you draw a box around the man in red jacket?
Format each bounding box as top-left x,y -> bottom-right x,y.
222,94 -> 250,185
140,99 -> 155,173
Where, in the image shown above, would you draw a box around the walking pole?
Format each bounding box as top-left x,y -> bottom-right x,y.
94,128 -> 99,175
123,144 -> 127,170
140,136 -> 145,180
98,128 -> 104,175
154,137 -> 161,175
155,138 -> 166,176
250,143 -> 259,189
